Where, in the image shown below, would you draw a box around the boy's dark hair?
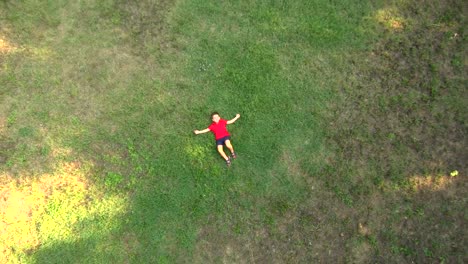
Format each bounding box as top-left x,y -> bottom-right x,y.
210,112 -> 219,119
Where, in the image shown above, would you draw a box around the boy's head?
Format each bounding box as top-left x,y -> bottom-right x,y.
211,112 -> 220,123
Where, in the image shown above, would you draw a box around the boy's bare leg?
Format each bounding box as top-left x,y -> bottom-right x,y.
225,140 -> 234,154
217,145 -> 229,161
225,140 -> 236,158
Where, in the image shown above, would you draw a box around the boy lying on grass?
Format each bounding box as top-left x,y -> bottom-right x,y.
193,112 -> 240,167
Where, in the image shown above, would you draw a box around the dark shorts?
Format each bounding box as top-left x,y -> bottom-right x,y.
216,136 -> 231,146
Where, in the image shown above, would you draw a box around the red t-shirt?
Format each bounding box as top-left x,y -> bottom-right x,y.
208,119 -> 230,140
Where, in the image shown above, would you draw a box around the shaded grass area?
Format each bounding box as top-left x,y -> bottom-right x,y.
330,0 -> 466,182
322,0 -> 467,262
0,0 -> 466,263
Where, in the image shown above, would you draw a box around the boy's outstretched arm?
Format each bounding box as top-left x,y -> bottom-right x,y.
193,128 -> 210,135
227,114 -> 241,124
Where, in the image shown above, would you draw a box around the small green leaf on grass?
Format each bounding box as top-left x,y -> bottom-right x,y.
450,170 -> 458,177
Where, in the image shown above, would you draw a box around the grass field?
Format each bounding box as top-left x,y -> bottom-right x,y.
0,0 -> 466,263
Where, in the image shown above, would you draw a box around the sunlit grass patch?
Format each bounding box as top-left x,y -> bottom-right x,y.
0,156 -> 128,263
0,34 -> 54,60
0,178 -> 42,262
0,162 -> 89,260
0,36 -> 18,54
27,47 -> 54,60
409,174 -> 458,192
374,7 -> 407,30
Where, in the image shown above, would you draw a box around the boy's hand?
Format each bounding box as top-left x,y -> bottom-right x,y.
236,114 -> 240,118
193,130 -> 199,135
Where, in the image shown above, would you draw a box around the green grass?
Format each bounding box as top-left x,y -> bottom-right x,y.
0,0 -> 466,263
